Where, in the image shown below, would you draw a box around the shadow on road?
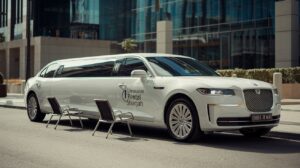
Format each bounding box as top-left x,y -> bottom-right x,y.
44,119 -> 300,154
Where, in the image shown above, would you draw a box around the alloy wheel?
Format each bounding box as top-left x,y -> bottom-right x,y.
169,103 -> 193,139
27,96 -> 38,120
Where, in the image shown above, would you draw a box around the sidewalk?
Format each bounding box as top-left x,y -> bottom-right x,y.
0,94 -> 25,109
0,94 -> 299,134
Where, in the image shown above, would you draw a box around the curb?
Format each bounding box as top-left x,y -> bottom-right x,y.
280,121 -> 300,126
0,105 -> 26,110
281,102 -> 300,105
268,131 -> 300,141
281,109 -> 300,112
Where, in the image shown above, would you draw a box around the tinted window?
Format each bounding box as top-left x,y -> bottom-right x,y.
44,64 -> 60,78
146,57 -> 218,77
118,58 -> 148,76
57,59 -> 115,77
39,67 -> 48,78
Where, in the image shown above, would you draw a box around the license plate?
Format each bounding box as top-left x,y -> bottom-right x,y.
251,114 -> 272,122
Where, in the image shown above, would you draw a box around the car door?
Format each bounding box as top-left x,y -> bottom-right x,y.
35,63 -> 60,113
115,57 -> 158,122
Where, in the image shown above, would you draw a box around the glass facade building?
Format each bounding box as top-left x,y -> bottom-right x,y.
84,0 -> 276,69
0,0 -> 24,40
129,0 -> 275,69
0,0 -> 297,69
33,0 -> 100,39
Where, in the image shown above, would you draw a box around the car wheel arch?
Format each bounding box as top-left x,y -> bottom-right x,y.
163,93 -> 198,125
27,91 -> 37,101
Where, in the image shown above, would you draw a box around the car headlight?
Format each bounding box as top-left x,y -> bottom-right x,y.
197,88 -> 235,96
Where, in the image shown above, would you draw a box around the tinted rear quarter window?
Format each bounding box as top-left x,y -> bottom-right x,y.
57,59 -> 115,77
44,64 -> 60,78
39,67 -> 48,78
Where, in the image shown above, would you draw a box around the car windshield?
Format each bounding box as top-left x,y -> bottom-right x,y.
146,57 -> 219,77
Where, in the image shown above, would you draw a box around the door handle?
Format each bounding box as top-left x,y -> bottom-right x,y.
118,83 -> 127,90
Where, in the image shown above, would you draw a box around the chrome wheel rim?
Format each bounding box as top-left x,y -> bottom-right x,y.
169,103 -> 193,139
27,96 -> 38,119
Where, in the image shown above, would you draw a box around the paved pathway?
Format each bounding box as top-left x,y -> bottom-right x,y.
0,107 -> 299,168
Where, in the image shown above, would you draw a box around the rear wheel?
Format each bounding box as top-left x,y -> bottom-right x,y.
27,93 -> 45,122
239,127 -> 271,138
166,98 -> 201,142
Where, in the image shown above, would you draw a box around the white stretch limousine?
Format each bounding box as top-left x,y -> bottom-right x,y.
25,53 -> 281,141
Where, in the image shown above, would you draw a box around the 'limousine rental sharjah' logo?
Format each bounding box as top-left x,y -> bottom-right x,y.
120,86 -> 144,107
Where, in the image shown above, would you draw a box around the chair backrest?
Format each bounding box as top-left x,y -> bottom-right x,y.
48,97 -> 62,114
94,99 -> 114,121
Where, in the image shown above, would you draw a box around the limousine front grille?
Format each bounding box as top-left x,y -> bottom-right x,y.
243,89 -> 273,112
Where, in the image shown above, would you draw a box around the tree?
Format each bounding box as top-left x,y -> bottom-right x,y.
120,38 -> 137,53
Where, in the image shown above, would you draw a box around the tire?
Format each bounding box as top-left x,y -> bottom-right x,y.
27,93 -> 45,122
166,98 -> 201,142
239,127 -> 271,138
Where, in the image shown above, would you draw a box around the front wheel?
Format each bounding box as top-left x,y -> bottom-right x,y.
27,94 -> 45,122
239,127 -> 271,138
166,98 -> 201,142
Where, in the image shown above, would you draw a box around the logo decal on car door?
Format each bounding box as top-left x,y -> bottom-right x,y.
120,87 -> 144,107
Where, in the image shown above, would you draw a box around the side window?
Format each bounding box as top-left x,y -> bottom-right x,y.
118,58 -> 148,77
44,64 -> 60,78
39,67 -> 48,78
111,59 -> 124,76
57,59 -> 115,77
55,65 -> 64,77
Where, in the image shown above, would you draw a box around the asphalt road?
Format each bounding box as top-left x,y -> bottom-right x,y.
0,107 -> 299,168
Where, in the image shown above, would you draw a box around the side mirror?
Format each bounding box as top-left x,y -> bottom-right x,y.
131,70 -> 148,78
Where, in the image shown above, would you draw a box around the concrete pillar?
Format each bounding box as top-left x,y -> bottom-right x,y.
273,73 -> 282,98
275,0 -> 299,67
156,20 -> 173,54
6,0 -> 12,41
34,39 -> 41,74
19,46 -> 26,79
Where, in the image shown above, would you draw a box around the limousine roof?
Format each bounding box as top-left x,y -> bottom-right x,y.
53,53 -> 190,64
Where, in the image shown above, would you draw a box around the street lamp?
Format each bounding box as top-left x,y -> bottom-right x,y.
26,0 -> 31,80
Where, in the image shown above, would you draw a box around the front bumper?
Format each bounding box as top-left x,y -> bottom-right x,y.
192,88 -> 281,131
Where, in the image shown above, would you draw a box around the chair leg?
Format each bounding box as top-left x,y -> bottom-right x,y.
46,115 -> 54,128
92,120 -> 101,136
68,115 -> 73,126
79,116 -> 83,128
106,122 -> 115,139
54,115 -> 62,130
127,120 -> 133,136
